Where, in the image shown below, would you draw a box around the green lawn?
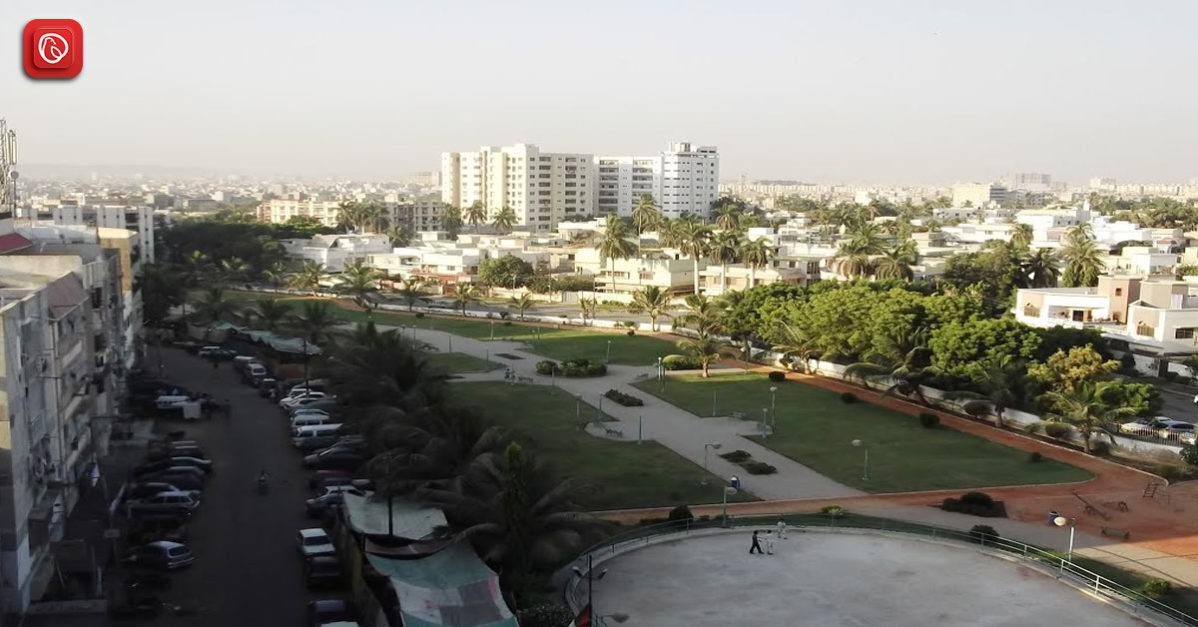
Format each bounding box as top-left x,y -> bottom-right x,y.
222,291 -> 676,366
453,382 -> 757,510
426,352 -> 499,374
633,374 -> 1093,494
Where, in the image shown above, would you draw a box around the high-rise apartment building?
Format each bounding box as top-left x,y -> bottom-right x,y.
441,144 -> 593,232
595,143 -> 719,219
256,195 -> 344,226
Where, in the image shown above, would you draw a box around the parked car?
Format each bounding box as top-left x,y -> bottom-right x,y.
135,456 -> 213,476
128,491 -> 200,516
303,450 -> 365,471
122,541 -> 195,570
137,465 -> 206,482
281,392 -> 329,410
1119,416 -> 1194,437
1159,422 -> 1197,444
139,472 -> 204,491
311,442 -> 364,457
307,599 -> 354,627
306,492 -> 345,518
125,482 -> 200,503
258,377 -> 278,398
312,475 -> 354,493
308,470 -> 352,489
305,555 -> 344,588
297,528 -> 336,558
196,346 -> 224,358
290,408 -> 331,419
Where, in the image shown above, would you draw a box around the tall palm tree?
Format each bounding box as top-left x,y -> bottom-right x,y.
677,294 -> 726,336
631,194 -> 663,234
290,300 -> 339,347
872,240 -> 918,281
386,224 -> 411,247
336,200 -> 364,232
492,206 -> 517,234
337,260 -> 383,311
627,286 -> 672,332
1011,223 -> 1034,249
464,201 -> 487,230
578,296 -> 597,326
741,237 -> 773,289
1039,381 -> 1137,453
260,262 -> 288,290
452,284 -> 482,316
441,205 -> 463,237
394,275 -> 430,311
218,257 -> 251,285
708,231 -> 743,292
360,203 -> 389,234
191,286 -> 235,324
288,260 -> 326,293
833,223 -> 888,279
597,215 -> 639,292
508,293 -> 535,320
772,323 -> 823,373
677,333 -> 727,378
713,205 -> 742,232
1061,225 -> 1105,287
1023,248 -> 1062,288
245,298 -> 291,332
943,355 -> 1024,429
324,326 -> 450,410
674,217 -> 712,294
182,250 -> 212,286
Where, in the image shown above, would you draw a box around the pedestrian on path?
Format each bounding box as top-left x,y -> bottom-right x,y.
765,531 -> 776,555
749,530 -> 763,555
776,519 -> 787,539
1048,510 -> 1060,525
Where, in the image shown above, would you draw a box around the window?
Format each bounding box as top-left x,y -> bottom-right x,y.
1176,328 -> 1195,339
1115,288 -> 1123,296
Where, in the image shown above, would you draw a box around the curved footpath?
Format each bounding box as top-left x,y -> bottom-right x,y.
365,320 -> 1198,588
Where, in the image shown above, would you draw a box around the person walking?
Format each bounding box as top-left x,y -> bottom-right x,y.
776,519 -> 787,539
765,531 -> 776,555
749,530 -> 763,555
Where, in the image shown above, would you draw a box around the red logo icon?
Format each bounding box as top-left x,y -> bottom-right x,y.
23,19 -> 83,79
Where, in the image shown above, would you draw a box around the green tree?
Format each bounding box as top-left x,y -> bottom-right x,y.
1061,224 -> 1105,287
492,206 -> 518,234
290,300 -> 339,346
1010,223 -> 1034,249
674,217 -> 712,294
578,296 -> 597,326
772,323 -> 823,373
387,224 -> 411,247
337,260 -> 384,311
1027,346 -> 1120,393
708,231 -> 743,293
928,318 -> 1041,382
478,255 -> 535,290
1022,248 -> 1062,288
260,262 -> 288,290
191,286 -> 236,324
677,332 -> 728,378
464,201 -> 487,230
631,194 -> 663,234
452,284 -> 483,316
873,240 -> 917,281
288,260 -> 326,292
245,297 -> 291,332
1040,381 -> 1137,453
942,355 -> 1025,428
394,275 -> 431,311
596,215 -> 639,291
741,237 -> 774,289
508,293 -> 536,320
442,205 -> 463,237
833,224 -> 887,278
627,285 -> 673,332
713,205 -> 742,232
677,294 -> 727,336
140,264 -> 186,326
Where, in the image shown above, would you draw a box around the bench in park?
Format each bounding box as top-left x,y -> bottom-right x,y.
1101,526 -> 1130,540
517,376 -> 534,383
603,426 -> 624,438
730,411 -> 747,420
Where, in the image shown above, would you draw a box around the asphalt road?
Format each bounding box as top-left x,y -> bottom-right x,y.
121,347 -> 332,627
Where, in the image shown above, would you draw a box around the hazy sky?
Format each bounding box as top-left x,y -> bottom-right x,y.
6,1 -> 1198,184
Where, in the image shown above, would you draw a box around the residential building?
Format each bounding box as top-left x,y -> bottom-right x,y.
441,144 -> 593,232
388,195 -> 445,234
1101,246 -> 1179,278
951,182 -> 1009,207
95,228 -> 143,371
1014,277 -> 1139,328
45,205 -> 157,264
1000,172 -> 1054,192
573,248 -> 696,296
698,263 -> 816,295
595,142 -> 719,219
256,195 -> 344,226
283,234 -> 392,273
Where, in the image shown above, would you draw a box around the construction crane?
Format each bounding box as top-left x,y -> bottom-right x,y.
0,119 -> 16,219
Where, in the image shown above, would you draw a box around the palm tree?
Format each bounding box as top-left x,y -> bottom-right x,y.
140,263 -> 186,326
394,276 -> 430,311
772,323 -> 822,373
578,296 -> 597,326
677,333 -> 727,378
631,194 -> 663,234
288,260 -> 326,293
366,405 -> 510,496
627,286 -> 672,332
464,201 -> 487,230
872,240 -> 918,281
843,328 -> 933,402
674,217 -> 712,294
597,215 -> 639,292
708,231 -> 743,294
218,257 -> 251,285
261,262 -> 288,290
336,200 -> 364,232
1040,381 -> 1137,453
1023,248 -> 1062,288
360,203 -> 389,234
452,284 -> 482,316
325,326 -> 450,410
1011,223 -> 1034,249
182,250 -> 212,286
386,224 -> 411,247
741,237 -> 773,289
492,206 -> 518,234
441,205 -> 463,237
713,205 -> 742,232
337,260 -> 383,311
246,298 -> 291,332
942,355 -> 1024,429
677,294 -> 726,336
290,300 -> 339,346
508,293 -> 535,320
1061,225 -> 1105,287
191,286 -> 235,324
833,223 -> 888,279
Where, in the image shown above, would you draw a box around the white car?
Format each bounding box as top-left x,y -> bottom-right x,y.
284,396 -> 336,412
280,391 -> 327,409
196,345 -> 223,357
1119,417 -> 1175,435
289,408 -> 330,418
297,528 -> 335,558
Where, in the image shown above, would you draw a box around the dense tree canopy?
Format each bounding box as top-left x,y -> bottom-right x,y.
478,255 -> 535,289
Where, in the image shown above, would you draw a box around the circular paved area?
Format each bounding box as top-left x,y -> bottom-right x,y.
591,531 -> 1152,627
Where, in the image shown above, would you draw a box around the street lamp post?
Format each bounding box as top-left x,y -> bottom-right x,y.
490,319 -> 495,340
606,339 -> 612,364
711,391 -> 718,417
1053,515 -> 1076,571
722,476 -> 740,527
760,408 -> 769,437
769,385 -> 778,433
851,439 -> 869,481
702,442 -> 722,481
657,356 -> 665,393
576,396 -> 582,422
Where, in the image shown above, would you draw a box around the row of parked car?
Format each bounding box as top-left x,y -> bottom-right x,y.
120,438 -> 213,571
1119,416 -> 1197,444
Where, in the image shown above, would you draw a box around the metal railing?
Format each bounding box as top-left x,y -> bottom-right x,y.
563,513 -> 1198,626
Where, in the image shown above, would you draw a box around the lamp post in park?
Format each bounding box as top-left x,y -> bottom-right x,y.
851,439 -> 869,482
702,442 -> 722,484
606,339 -> 612,364
721,476 -> 740,527
769,385 -> 778,433
657,356 -> 665,393
1053,515 -> 1076,569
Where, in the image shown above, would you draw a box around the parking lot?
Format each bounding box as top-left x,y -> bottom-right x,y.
116,346 -> 337,626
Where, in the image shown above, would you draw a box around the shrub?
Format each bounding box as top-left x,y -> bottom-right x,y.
1043,423 -> 1072,439
960,492 -> 994,506
662,354 -> 701,371
1157,464 -> 1184,480
626,330 -> 635,336
962,400 -> 990,420
667,505 -> 694,522
969,525 -> 999,544
946,492 -> 1007,517
504,320 -> 513,326
604,389 -> 644,407
821,505 -> 846,518
840,392 -> 857,404
1028,451 -> 1043,463
1180,443 -> 1198,465
1089,440 -> 1111,456
535,360 -> 560,376
415,312 -> 425,319
940,498 -> 961,512
719,450 -> 751,463
1143,579 -> 1173,598
768,371 -> 786,383
743,461 -> 777,475
562,358 -> 607,377
918,413 -> 940,429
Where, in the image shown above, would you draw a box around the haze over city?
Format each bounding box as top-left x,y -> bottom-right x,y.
7,0 -> 1198,183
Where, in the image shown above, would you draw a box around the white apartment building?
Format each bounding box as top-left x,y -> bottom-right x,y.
595,142 -> 719,219
285,234 -> 393,273
573,248 -> 696,296
1101,246 -> 1179,277
40,205 -> 157,264
441,144 -> 593,232
951,182 -> 1009,207
256,195 -> 344,227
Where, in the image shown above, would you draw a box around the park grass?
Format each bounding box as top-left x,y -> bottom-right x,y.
633,373 -> 1094,494
426,352 -> 499,374
221,291 -> 676,366
453,382 -> 758,510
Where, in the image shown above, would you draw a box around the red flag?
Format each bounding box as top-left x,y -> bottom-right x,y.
575,603 -> 592,627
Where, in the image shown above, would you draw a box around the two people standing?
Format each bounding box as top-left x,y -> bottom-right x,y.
750,521 -> 788,555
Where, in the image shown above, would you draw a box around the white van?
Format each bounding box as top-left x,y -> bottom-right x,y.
291,414 -> 332,429
155,395 -> 192,409
291,424 -> 343,448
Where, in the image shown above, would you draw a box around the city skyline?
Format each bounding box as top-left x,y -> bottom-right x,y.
6,1 -> 1198,183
